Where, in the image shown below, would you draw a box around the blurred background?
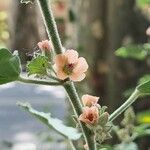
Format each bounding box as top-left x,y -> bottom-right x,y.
0,0 -> 149,149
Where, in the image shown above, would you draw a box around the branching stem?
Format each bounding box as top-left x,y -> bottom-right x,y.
18,76 -> 61,86
109,89 -> 140,122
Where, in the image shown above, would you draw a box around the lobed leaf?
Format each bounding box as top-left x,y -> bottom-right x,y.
0,48 -> 21,84
27,55 -> 49,76
17,102 -> 81,140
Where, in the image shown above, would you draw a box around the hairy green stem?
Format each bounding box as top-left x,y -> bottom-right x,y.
37,0 -> 97,149
64,82 -> 97,150
46,74 -> 62,82
38,0 -> 63,54
109,89 -> 140,122
18,76 -> 61,86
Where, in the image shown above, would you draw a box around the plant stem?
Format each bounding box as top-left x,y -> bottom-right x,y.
64,82 -> 97,150
37,0 -> 63,54
37,0 -> 97,149
109,89 -> 140,122
68,140 -> 76,150
46,73 -> 62,82
18,76 -> 61,86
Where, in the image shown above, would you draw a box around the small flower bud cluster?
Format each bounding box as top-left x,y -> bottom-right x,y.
116,107 -> 136,143
78,94 -> 112,149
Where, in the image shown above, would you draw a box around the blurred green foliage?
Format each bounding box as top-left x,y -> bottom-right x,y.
112,108 -> 150,150
134,124 -> 150,138
123,75 -> 150,97
115,43 -> 150,60
137,110 -> 150,124
138,74 -> 150,84
136,0 -> 150,7
0,11 -> 9,48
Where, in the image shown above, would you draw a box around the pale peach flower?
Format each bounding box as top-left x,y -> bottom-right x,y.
54,49 -> 88,81
79,106 -> 99,125
146,26 -> 150,36
84,144 -> 89,150
38,40 -> 52,51
82,94 -> 99,107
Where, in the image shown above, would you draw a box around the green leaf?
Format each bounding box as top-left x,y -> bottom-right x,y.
136,0 -> 150,7
0,48 -> 21,84
124,75 -> 150,97
114,142 -> 138,150
27,55 -> 49,76
137,80 -> 150,94
134,124 -> 150,138
20,0 -> 35,4
136,110 -> 150,124
115,43 -> 150,60
17,102 -> 81,140
138,74 -> 150,85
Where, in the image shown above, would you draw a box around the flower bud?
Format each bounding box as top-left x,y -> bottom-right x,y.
38,40 -> 52,52
82,94 -> 99,107
38,40 -> 53,61
84,144 -> 89,150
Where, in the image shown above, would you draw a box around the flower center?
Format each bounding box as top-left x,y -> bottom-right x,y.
63,63 -> 74,75
87,113 -> 94,121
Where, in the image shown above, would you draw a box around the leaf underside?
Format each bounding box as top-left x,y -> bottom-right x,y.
18,102 -> 81,140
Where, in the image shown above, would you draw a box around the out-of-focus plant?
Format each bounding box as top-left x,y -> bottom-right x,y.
115,43 -> 150,60
136,0 -> 150,8
96,107 -> 150,150
0,0 -> 150,150
114,107 -> 150,150
116,43 -> 150,98
137,110 -> 150,124
114,26 -> 150,150
0,11 -> 9,48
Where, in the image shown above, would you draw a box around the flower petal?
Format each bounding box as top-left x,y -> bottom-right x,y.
54,54 -> 66,67
82,95 -> 99,107
56,69 -> 68,80
65,49 -> 79,63
70,73 -> 86,82
74,57 -> 88,74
